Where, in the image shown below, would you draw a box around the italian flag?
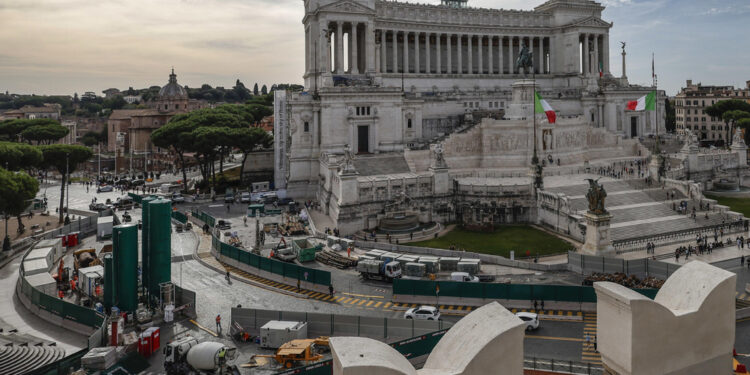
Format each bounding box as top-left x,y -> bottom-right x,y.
535,92 -> 556,124
626,91 -> 656,111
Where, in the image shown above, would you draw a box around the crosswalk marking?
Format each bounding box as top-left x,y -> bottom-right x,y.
581,313 -> 601,365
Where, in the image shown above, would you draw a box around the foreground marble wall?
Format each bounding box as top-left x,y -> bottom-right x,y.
594,261 -> 736,375
330,302 -> 525,375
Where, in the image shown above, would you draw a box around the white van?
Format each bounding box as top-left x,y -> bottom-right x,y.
450,272 -> 479,282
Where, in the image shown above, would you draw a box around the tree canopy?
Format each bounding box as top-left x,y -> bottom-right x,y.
0,168 -> 39,238
0,118 -> 59,141
705,99 -> 750,119
40,144 -> 93,223
21,123 -> 69,145
0,142 -> 43,171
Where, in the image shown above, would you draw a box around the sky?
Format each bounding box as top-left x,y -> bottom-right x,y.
0,0 -> 748,97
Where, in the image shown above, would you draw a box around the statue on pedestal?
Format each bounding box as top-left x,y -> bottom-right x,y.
515,42 -> 533,77
431,143 -> 447,169
341,144 -> 357,174
585,178 -> 607,215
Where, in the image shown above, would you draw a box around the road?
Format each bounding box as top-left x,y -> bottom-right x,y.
29,181 -> 750,371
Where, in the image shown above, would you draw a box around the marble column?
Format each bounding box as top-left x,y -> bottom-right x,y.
479,35 -> 485,74
510,37 -> 516,74
336,22 -> 343,74
593,34 -> 599,76
582,33 -> 589,76
437,34 -> 443,74
351,23 -> 359,74
498,36 -> 504,74
415,32 -> 420,73
403,31 -> 409,73
488,36 -> 493,74
457,35 -> 463,74
380,30 -> 387,73
425,33 -> 431,73
392,30 -> 398,73
603,34 -> 610,75
467,35 -> 473,74
537,37 -> 543,74
322,22 -> 331,73
365,22 -> 374,74
443,34 -> 448,74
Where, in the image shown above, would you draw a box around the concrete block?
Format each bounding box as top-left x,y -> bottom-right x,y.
419,302 -> 525,375
330,337 -> 417,375
595,261 -> 736,375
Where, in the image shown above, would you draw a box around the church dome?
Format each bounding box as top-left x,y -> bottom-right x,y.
159,69 -> 188,99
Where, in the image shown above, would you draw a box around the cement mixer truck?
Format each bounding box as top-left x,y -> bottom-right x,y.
163,336 -> 238,374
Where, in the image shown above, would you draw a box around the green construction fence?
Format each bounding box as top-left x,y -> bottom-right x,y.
218,238 -> 331,287
393,279 -> 658,303
172,210 -> 188,224
19,272 -> 105,329
275,330 -> 449,375
191,209 -> 216,227
127,192 -> 143,204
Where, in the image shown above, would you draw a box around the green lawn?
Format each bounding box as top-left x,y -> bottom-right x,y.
408,225 -> 574,258
705,194 -> 750,217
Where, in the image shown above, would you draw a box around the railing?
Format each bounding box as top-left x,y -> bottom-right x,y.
524,357 -> 604,375
392,278 -> 657,303
613,220 -> 747,253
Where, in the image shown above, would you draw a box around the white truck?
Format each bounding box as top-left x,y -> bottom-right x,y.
357,259 -> 402,282
163,336 -> 237,375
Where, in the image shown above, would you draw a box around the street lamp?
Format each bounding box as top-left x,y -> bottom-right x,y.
65,153 -> 70,224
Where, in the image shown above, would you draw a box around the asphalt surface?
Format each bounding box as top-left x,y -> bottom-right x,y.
22,180 -> 750,372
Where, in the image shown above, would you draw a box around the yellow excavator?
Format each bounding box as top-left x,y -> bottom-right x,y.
253,337 -> 329,369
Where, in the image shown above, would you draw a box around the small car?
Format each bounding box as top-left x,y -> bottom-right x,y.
404,306 -> 441,321
171,193 -> 185,203
515,312 -> 539,331
97,185 -> 113,193
224,192 -> 235,203
240,192 -> 251,203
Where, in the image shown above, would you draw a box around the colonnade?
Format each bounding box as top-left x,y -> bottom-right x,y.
580,33 -> 609,76
375,31 -> 552,75
324,21 -> 370,75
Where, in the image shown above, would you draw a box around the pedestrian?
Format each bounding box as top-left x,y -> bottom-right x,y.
329,284 -> 334,296
585,333 -> 591,349
540,300 -> 545,311
216,314 -> 222,334
297,279 -> 301,292
533,300 -> 538,311
226,204 -> 230,212
593,335 -> 598,352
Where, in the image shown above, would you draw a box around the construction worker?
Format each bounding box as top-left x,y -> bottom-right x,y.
218,348 -> 227,373
58,289 -> 64,299
216,314 -> 222,335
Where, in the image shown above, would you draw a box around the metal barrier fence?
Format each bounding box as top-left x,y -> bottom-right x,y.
172,210 -> 188,224
28,348 -> 90,375
613,220 -> 747,253
17,276 -> 105,329
524,357 -> 604,375
217,240 -> 331,287
392,279 -> 657,302
127,192 -> 143,204
274,329 -> 450,375
191,209 -> 216,227
232,308 -> 448,342
568,252 -> 681,280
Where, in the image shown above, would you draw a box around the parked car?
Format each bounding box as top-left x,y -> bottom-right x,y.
262,192 -> 278,204
450,272 -> 479,283
240,192 -> 251,203
278,197 -> 294,206
130,179 -> 145,186
171,192 -> 185,203
224,192 -> 235,203
89,202 -> 109,211
97,185 -> 113,193
515,312 -> 539,331
404,306 -> 441,321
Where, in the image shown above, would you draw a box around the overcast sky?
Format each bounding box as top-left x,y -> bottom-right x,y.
1,0 -> 748,96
